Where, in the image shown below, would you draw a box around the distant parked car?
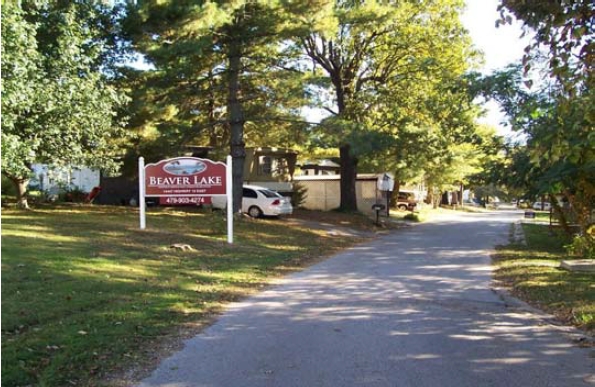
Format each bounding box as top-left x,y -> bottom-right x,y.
532,201 -> 552,211
396,191 -> 417,211
212,185 -> 293,218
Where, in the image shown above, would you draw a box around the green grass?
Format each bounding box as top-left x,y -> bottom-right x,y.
389,207 -> 428,222
389,205 -> 481,222
493,223 -> 595,334
1,205 -> 372,387
521,210 -> 554,222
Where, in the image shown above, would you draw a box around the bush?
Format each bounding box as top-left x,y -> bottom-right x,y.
403,213 -> 420,222
291,182 -> 307,209
566,231 -> 595,259
1,175 -> 17,196
60,186 -> 88,203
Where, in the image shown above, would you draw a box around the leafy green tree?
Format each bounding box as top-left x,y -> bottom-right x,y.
357,72 -> 488,207
498,0 -> 593,93
496,2 -> 594,250
526,88 -> 594,237
468,138 -> 528,206
124,1 -> 308,211
475,66 -> 593,254
1,1 -> 129,208
298,0 -> 475,211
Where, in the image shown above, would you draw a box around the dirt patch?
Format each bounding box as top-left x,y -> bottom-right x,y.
100,315 -> 221,387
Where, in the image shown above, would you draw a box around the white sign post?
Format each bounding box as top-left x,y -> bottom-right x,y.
226,155 -> 233,244
139,157 -> 146,230
138,156 -> 233,244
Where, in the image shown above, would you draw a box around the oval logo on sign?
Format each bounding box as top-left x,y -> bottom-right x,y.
163,159 -> 207,175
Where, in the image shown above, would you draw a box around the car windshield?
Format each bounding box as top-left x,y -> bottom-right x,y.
258,189 -> 281,198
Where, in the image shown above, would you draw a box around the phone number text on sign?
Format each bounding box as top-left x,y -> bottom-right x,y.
159,196 -> 212,206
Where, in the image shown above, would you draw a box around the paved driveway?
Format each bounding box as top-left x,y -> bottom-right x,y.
138,210 -> 594,387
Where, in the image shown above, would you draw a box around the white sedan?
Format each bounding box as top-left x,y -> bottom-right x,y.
532,201 -> 552,211
212,185 -> 293,217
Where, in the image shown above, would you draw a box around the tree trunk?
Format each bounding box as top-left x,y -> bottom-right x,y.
392,180 -> 401,210
339,144 -> 358,212
426,184 -> 437,208
550,193 -> 571,234
568,179 -> 595,239
7,174 -> 30,209
441,191 -> 449,206
227,39 -> 245,214
335,78 -> 359,212
308,40 -> 360,213
459,183 -> 464,207
207,71 -> 219,148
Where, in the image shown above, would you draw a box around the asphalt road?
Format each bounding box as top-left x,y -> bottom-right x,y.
137,210 -> 594,387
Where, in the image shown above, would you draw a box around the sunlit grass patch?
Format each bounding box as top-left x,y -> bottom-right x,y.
493,222 -> 595,335
1,205 -> 374,387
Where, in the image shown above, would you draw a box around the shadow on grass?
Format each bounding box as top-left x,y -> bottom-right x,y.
1,205 -> 366,386
492,223 -> 595,336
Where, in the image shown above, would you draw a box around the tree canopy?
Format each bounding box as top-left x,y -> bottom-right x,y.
3,0 -> 506,216
474,0 -> 594,254
1,1 -> 129,208
296,0 -> 478,210
123,0 -> 309,210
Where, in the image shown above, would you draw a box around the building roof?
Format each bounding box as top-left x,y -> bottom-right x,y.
247,147 -> 298,155
294,173 -> 382,181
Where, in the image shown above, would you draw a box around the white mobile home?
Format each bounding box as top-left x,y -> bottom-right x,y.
30,164 -> 100,193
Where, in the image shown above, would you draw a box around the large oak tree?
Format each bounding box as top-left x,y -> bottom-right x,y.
297,0 -> 475,211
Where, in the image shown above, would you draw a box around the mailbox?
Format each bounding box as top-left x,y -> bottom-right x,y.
372,203 -> 386,226
372,203 -> 386,211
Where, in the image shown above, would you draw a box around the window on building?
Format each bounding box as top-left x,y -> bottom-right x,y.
259,156 -> 272,175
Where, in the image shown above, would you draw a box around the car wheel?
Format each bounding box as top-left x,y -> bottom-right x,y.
398,204 -> 408,211
248,206 -> 263,218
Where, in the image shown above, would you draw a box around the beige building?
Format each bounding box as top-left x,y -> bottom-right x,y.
243,147 -> 298,194
293,174 -> 383,214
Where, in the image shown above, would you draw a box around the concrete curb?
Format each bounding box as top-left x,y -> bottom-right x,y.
512,220 -> 527,245
491,286 -> 595,345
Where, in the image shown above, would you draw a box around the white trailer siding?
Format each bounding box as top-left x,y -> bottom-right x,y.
30,164 -> 100,193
